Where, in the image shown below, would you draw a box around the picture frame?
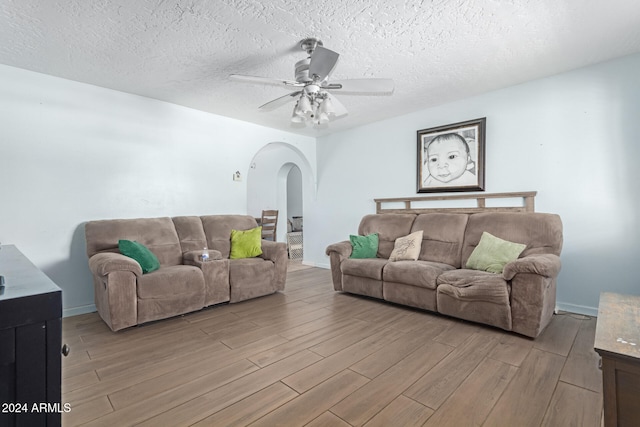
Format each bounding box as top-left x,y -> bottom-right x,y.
417,117 -> 486,193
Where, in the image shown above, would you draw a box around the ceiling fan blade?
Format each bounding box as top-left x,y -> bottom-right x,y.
309,46 -> 340,81
328,78 -> 394,95
229,74 -> 304,88
258,91 -> 302,111
326,94 -> 348,118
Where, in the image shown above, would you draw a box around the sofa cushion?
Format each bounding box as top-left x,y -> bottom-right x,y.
230,226 -> 263,259
358,214 -> 416,259
349,233 -> 379,259
137,265 -> 205,299
466,232 -> 526,274
85,217 -> 183,266
389,230 -> 423,261
383,260 -> 455,289
229,258 -> 276,302
173,216 -> 208,254
343,276 -> 383,299
437,269 -> 512,330
118,240 -> 161,274
341,258 -> 388,280
201,215 -> 259,259
462,212 -> 563,266
383,281 -> 437,311
436,269 -> 511,305
411,213 -> 469,268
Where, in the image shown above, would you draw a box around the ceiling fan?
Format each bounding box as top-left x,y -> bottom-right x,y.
229,37 -> 394,126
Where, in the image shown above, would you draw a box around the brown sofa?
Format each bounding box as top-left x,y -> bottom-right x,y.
85,215 -> 288,331
326,212 -> 562,338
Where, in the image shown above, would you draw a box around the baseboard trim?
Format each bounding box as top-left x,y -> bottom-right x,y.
63,304 -> 97,318
301,260 -> 330,269
555,302 -> 598,317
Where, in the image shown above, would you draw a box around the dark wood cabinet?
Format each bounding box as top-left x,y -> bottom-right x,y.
594,292 -> 640,427
0,245 -> 62,427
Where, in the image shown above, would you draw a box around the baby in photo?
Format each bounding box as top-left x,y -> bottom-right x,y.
422,133 -> 476,187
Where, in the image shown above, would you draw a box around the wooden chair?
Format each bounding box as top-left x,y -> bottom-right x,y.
260,210 -> 278,241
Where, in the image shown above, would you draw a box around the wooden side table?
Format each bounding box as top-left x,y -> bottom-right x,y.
594,292 -> 640,427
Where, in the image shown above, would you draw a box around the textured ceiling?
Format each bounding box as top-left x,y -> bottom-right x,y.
1,0 -> 640,137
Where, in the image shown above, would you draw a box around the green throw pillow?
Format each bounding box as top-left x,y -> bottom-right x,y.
466,232 -> 526,274
349,233 -> 379,259
230,226 -> 263,259
118,240 -> 160,274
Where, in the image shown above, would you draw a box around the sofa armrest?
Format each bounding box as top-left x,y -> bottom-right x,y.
326,241 -> 353,259
260,240 -> 287,261
183,249 -> 223,266
88,252 -> 143,277
503,254 -> 562,281
260,240 -> 288,290
325,241 -> 352,291
88,253 -> 140,331
503,254 -> 561,337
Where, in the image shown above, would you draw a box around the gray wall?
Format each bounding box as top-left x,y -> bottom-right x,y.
305,52 -> 640,316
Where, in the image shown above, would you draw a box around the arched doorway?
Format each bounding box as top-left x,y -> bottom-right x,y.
287,165 -> 303,232
247,142 -> 315,247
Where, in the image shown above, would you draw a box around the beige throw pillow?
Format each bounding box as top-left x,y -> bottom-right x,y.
389,230 -> 423,261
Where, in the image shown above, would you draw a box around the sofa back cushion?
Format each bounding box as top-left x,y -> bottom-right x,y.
173,216 -> 208,254
85,217 -> 183,266
200,215 -> 259,259
411,213 -> 469,268
461,212 -> 563,266
358,214 -> 416,259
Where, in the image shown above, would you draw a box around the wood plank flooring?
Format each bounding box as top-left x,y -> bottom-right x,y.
62,265 -> 603,426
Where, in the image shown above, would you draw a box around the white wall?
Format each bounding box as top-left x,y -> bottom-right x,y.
306,52 -> 640,316
0,64 -> 315,316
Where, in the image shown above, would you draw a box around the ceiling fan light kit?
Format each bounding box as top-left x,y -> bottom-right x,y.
230,37 -> 394,128
293,92 -> 334,126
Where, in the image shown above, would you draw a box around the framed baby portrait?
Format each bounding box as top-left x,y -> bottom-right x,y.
417,117 -> 486,193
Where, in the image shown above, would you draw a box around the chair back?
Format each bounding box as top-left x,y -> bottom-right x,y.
260,210 -> 278,241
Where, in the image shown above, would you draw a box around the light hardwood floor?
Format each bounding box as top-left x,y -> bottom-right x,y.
62,265 -> 603,426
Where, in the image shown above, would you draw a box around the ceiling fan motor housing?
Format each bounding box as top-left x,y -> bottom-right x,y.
295,58 -> 311,83
295,38 -> 324,83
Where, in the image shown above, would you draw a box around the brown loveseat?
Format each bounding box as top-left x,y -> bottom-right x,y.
85,215 -> 288,331
326,212 -> 562,338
